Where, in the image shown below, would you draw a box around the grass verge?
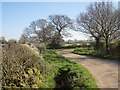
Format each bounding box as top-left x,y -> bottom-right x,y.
41,50 -> 98,89
73,48 -> 118,60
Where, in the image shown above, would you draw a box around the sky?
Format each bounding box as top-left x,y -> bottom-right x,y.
1,1 -> 119,41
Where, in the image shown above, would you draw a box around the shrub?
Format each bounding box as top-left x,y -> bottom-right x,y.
8,39 -> 17,44
35,43 -> 46,53
2,44 -> 47,88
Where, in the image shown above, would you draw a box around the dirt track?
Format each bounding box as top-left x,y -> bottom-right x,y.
58,49 -> 118,88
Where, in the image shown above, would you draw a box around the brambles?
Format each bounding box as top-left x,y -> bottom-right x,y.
2,44 -> 47,88
8,39 -> 17,44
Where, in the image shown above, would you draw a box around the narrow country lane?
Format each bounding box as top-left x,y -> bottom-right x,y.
58,49 -> 119,88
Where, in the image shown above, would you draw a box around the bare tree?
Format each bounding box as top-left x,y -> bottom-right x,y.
49,15 -> 73,46
99,2 -> 119,54
21,19 -> 55,46
77,2 -> 119,54
18,34 -> 29,44
77,4 -> 103,51
21,27 -> 33,43
35,19 -> 55,45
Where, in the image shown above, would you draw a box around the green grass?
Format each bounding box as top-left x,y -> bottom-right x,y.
73,48 -> 118,60
41,50 -> 98,89
74,48 -> 95,55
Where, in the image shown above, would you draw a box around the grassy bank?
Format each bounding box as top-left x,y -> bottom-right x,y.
73,48 -> 118,60
42,50 -> 98,89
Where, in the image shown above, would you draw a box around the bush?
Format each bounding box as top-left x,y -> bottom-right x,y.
8,39 -> 17,44
48,42 -> 62,49
109,42 -> 120,59
0,37 -> 7,44
2,44 -> 47,88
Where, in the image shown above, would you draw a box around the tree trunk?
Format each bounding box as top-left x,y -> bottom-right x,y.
57,31 -> 62,46
105,38 -> 109,54
95,38 -> 100,52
